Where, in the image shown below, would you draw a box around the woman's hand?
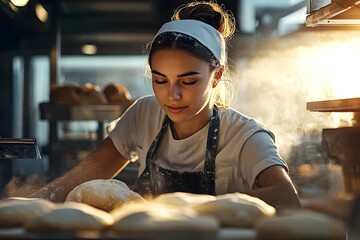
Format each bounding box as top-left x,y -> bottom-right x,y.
246,165 -> 302,210
27,137 -> 130,202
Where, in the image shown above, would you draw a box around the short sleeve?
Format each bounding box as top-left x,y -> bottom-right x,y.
106,95 -> 165,161
106,100 -> 139,160
239,131 -> 288,189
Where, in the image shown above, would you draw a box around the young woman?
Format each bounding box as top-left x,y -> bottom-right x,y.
28,1 -> 301,210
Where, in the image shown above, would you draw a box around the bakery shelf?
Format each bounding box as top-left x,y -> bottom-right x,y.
306,97 -> 360,112
40,102 -> 133,121
39,101 -> 134,181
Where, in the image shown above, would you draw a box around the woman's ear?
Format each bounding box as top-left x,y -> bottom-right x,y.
212,65 -> 224,88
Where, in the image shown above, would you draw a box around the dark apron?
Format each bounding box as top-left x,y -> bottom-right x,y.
131,106 -> 220,197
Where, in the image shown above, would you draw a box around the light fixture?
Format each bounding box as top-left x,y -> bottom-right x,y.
10,0 -> 29,7
81,45 -> 97,55
35,4 -> 48,22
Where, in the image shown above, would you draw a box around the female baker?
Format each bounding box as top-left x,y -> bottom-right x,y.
29,1 -> 301,210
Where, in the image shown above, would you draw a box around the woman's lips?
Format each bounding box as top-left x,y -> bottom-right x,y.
167,106 -> 187,114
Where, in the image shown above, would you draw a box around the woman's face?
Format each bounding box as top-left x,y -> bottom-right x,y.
151,49 -> 214,125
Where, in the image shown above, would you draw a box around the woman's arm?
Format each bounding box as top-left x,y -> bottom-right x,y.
246,165 -> 302,210
27,137 -> 130,202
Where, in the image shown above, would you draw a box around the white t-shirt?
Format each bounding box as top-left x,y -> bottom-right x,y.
107,95 -> 288,195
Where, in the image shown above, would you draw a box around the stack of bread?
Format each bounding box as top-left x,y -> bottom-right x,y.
50,83 -> 132,104
0,179 -> 348,240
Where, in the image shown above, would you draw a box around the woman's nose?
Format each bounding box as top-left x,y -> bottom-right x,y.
169,83 -> 181,100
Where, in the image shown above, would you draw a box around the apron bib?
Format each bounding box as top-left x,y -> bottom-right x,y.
131,106 -> 220,197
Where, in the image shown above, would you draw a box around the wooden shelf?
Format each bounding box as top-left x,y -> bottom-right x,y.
40,102 -> 133,121
306,97 -> 360,112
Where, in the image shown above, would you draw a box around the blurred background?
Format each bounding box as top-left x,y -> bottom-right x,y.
0,0 -> 359,201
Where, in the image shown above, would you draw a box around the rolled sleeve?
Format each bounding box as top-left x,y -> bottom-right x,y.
240,131 -> 288,189
106,100 -> 139,160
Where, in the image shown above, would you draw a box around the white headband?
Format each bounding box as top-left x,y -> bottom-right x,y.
153,19 -> 226,65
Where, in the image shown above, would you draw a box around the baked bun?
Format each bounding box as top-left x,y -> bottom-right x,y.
102,83 -> 132,103
50,84 -> 107,104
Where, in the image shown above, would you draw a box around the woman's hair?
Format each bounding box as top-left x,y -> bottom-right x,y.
147,1 -> 236,107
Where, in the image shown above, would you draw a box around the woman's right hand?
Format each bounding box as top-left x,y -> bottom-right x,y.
24,137 -> 130,202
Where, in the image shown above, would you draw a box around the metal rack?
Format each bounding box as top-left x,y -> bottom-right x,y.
39,102 -> 136,181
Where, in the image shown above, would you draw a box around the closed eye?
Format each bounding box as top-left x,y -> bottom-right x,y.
154,80 -> 167,84
183,81 -> 197,85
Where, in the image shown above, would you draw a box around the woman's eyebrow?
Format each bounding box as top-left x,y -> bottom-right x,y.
178,71 -> 200,77
151,70 -> 200,78
151,70 -> 166,77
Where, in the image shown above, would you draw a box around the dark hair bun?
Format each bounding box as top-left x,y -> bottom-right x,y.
172,1 -> 235,40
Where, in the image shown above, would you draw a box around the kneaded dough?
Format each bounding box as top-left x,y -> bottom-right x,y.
65,179 -> 145,212
110,202 -> 219,236
25,201 -> 114,232
255,209 -> 347,240
0,197 -> 56,228
192,192 -> 276,228
152,192 -> 216,208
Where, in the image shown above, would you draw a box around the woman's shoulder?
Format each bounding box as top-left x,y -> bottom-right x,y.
218,106 -> 251,126
132,95 -> 162,113
218,106 -> 274,139
131,95 -> 165,123
134,94 -> 159,106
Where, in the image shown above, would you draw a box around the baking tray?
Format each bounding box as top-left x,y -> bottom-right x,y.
0,138 -> 41,159
0,227 -> 256,240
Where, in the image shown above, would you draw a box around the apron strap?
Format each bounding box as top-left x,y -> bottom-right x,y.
145,115 -> 169,165
204,105 -> 220,174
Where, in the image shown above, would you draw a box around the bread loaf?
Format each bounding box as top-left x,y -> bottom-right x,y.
50,84 -> 107,104
102,83 -> 132,103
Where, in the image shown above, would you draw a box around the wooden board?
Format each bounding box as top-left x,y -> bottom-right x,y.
0,227 -> 256,240
306,97 -> 360,112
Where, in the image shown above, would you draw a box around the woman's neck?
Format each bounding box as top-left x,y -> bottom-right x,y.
170,105 -> 213,140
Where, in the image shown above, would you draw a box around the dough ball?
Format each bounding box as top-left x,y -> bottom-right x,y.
65,179 -> 145,212
0,197 -> 56,228
102,83 -> 132,103
303,194 -> 353,219
192,192 -> 276,228
152,192 -> 216,208
25,202 -> 114,232
255,209 -> 347,240
110,202 -> 219,237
